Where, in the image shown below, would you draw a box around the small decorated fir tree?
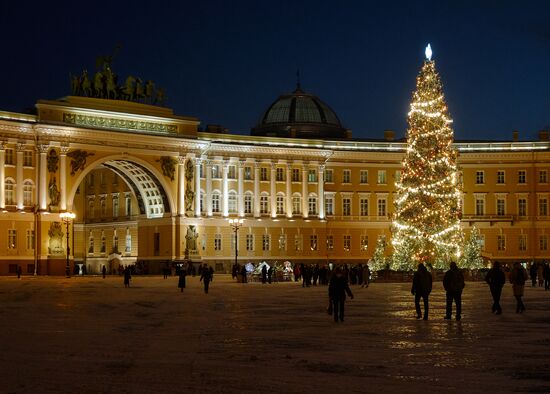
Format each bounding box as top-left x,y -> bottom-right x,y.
460,226 -> 485,269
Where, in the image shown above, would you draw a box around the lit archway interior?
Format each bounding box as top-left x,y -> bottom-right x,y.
102,160 -> 170,218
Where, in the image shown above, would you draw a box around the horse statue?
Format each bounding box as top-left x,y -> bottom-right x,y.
71,74 -> 81,96
155,88 -> 166,106
135,78 -> 145,102
120,76 -> 135,101
80,70 -> 92,97
93,70 -> 104,98
104,66 -> 117,99
145,80 -> 155,103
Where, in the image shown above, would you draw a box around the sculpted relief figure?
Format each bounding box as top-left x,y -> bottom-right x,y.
47,149 -> 59,173
184,159 -> 195,212
48,222 -> 64,255
159,156 -> 177,181
185,225 -> 198,252
48,176 -> 60,207
67,150 -> 95,175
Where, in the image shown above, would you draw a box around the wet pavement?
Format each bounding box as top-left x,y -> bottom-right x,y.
0,275 -> 549,393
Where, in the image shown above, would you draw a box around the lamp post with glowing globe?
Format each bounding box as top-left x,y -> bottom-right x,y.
60,212 -> 76,277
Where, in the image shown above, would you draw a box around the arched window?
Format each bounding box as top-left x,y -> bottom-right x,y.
276,193 -> 285,215
308,194 -> 318,215
292,193 -> 301,215
212,192 -> 221,213
244,192 -> 253,214
23,180 -> 33,206
5,179 -> 15,205
228,190 -> 237,213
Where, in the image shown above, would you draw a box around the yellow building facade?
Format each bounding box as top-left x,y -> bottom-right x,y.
0,93 -> 549,275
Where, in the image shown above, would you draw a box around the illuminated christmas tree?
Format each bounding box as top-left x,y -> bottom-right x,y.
370,236 -> 388,272
392,44 -> 463,270
460,226 -> 485,269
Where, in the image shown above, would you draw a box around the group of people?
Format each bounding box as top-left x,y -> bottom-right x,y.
177,263 -> 214,294
528,262 -> 550,290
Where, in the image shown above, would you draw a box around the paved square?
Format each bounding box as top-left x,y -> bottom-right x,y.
1,275 -> 549,393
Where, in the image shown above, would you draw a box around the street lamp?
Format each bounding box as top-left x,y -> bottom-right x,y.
229,218 -> 244,269
60,211 -> 76,278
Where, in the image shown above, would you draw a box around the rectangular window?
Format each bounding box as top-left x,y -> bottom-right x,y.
360,170 -> 368,184
519,234 -> 527,251
260,167 -> 268,181
5,149 -> 14,165
325,169 -> 333,183
244,195 -> 252,214
360,235 -> 368,251
276,196 -> 284,214
343,198 -> 351,216
497,170 -> 505,184
212,194 -> 220,213
518,198 -> 527,216
100,199 -> 107,217
154,233 -> 160,256
539,198 -> 548,216
260,196 -> 269,214
308,169 -> 317,182
377,199 -> 386,217
292,196 -> 301,214
262,234 -> 270,251
475,198 -> 485,216
497,235 -> 506,251
478,234 -> 485,250
325,197 -> 334,216
112,197 -> 119,218
23,150 -> 33,166
539,170 -> 547,184
326,235 -> 334,251
294,235 -> 302,252
244,166 -> 252,180
276,167 -> 284,181
476,171 -> 484,184
377,170 -> 386,185
518,170 -> 526,184
310,235 -> 317,251
496,198 -> 505,216
214,234 -> 222,251
228,165 -> 236,179
292,168 -> 300,182
395,170 -> 402,184
246,234 -> 254,251
360,199 -> 369,216
343,235 -> 351,252
343,170 -> 351,183
125,196 -> 131,216
539,235 -> 548,251
26,229 -> 34,250
212,165 -> 220,179
278,234 -> 286,251
308,197 -> 317,215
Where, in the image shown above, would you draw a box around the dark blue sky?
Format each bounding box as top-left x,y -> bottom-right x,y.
1,1 -> 549,141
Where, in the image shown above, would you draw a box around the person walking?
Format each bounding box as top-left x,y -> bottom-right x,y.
102,265 -> 106,279
267,266 -> 273,284
240,265 -> 247,283
17,265 -> 22,279
178,267 -> 187,292
485,261 -> 506,314
362,263 -> 371,288
328,267 -> 354,323
510,262 -> 528,313
123,267 -> 131,288
200,264 -> 214,294
443,261 -> 465,321
529,263 -> 537,287
543,262 -> 550,291
411,263 -> 432,320
537,263 -> 544,288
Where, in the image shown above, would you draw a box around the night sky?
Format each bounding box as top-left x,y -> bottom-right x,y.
1,1 -> 549,141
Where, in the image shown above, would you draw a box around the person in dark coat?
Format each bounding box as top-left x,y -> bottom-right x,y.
241,265 -> 247,283
543,262 -> 550,291
261,265 -> 267,284
102,265 -> 106,279
485,261 -> 506,314
267,266 -> 273,284
17,265 -> 22,279
411,263 -> 432,320
123,267 -> 131,288
510,262 -> 528,313
200,264 -> 214,294
443,261 -> 465,321
529,263 -> 537,287
178,267 -> 187,292
328,267 -> 354,323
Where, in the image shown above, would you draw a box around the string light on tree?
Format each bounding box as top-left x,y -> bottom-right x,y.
391,44 -> 463,270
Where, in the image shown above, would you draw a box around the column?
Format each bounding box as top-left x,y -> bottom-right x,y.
302,164 -> 309,218
270,162 -> 276,218
38,144 -> 48,210
222,160 -> 229,217
194,158 -> 202,217
0,142 -> 5,209
318,164 -> 325,220
254,161 -> 260,217
16,143 -> 24,210
206,160 -> 213,217
60,147 -> 69,211
177,156 -> 185,216
238,161 -> 244,217
286,162 -> 292,218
